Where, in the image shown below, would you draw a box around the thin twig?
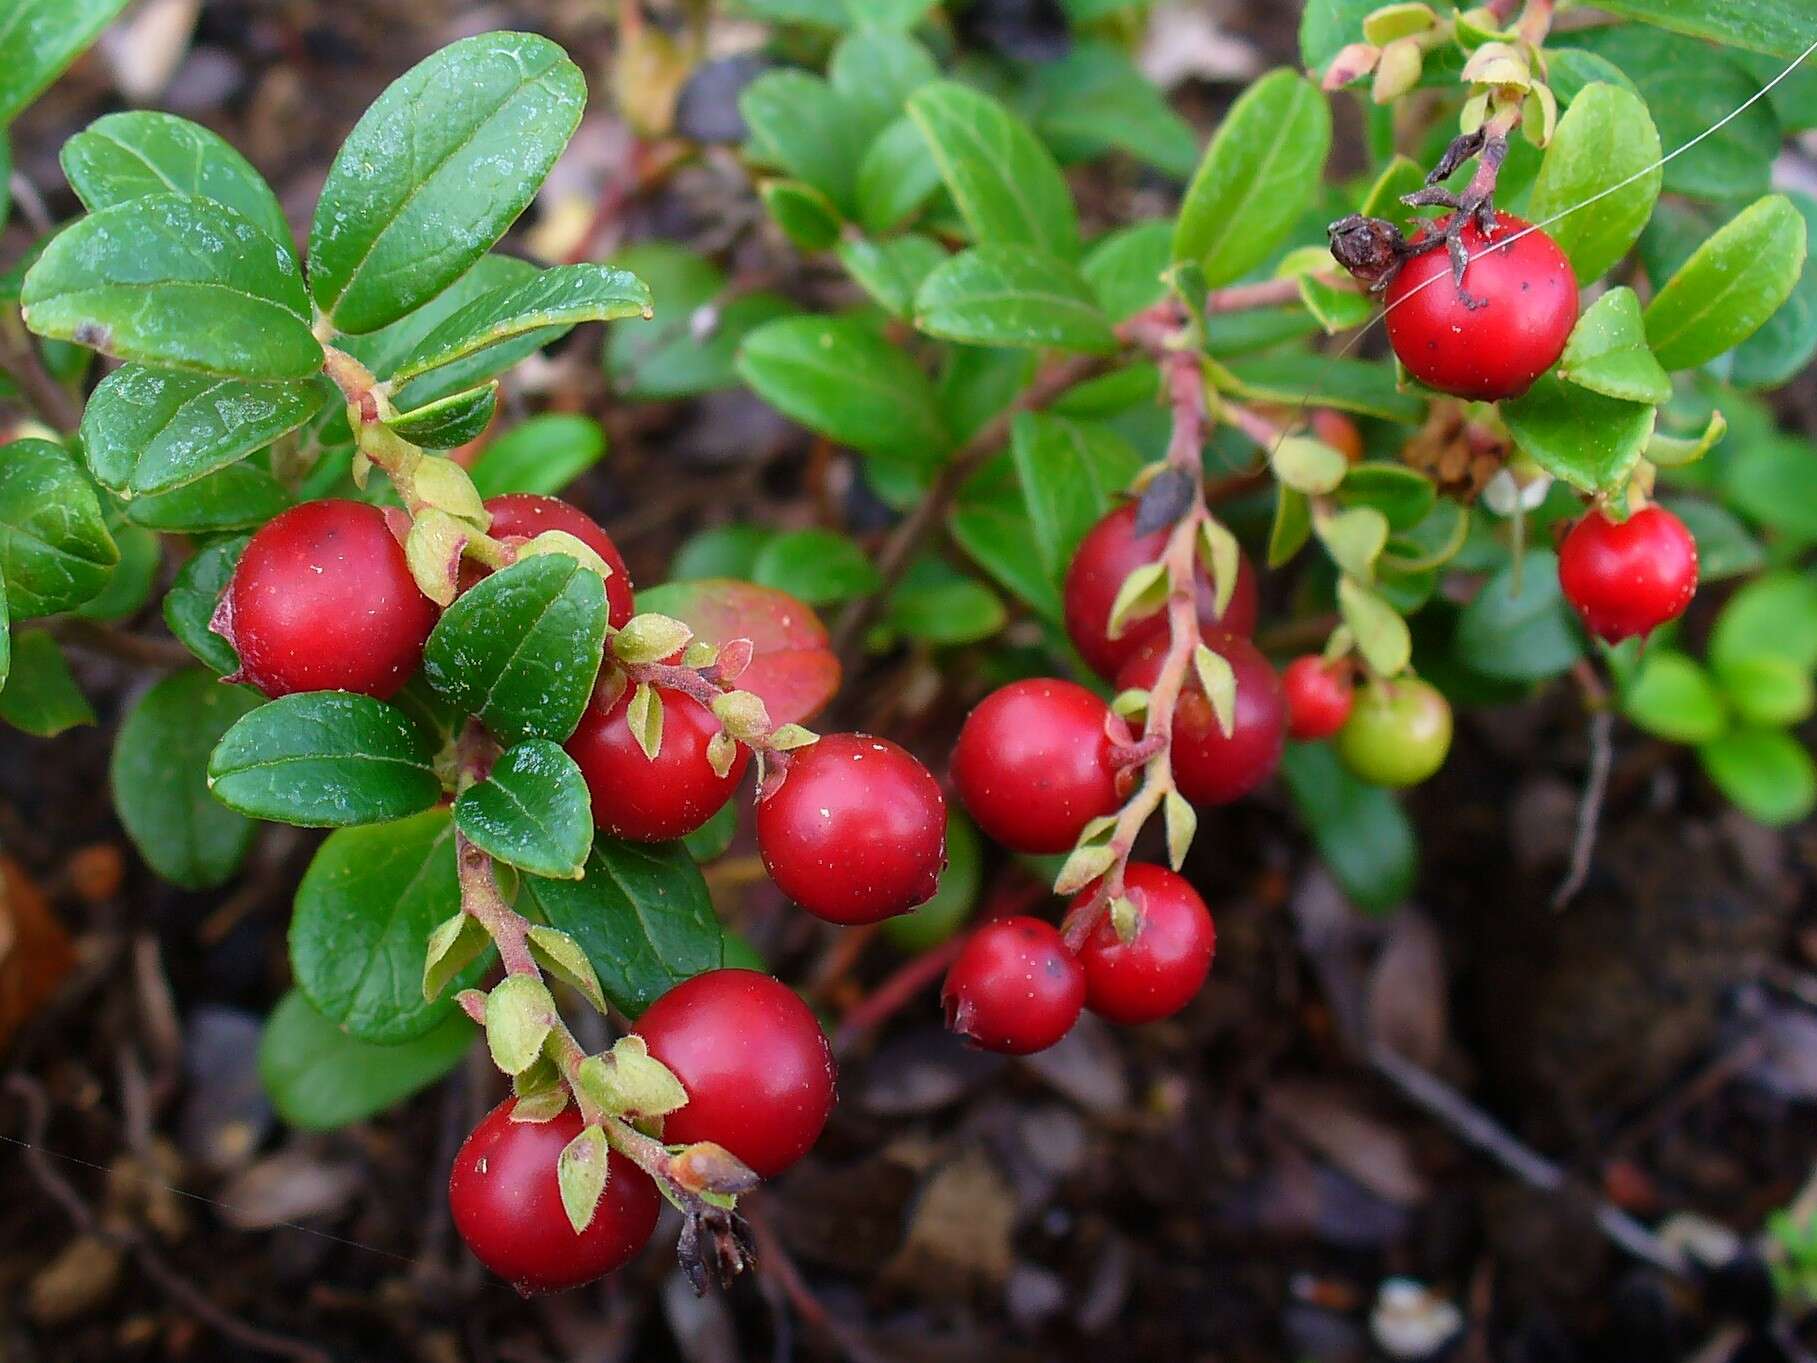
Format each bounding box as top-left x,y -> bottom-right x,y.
0,312 -> 82,432
48,619 -> 195,670
1552,660 -> 1613,911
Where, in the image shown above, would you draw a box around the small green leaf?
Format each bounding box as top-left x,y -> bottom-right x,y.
884,567 -> 1006,646
837,235 -> 947,321
309,32 -> 586,333
750,528 -> 881,605
1339,576 -> 1411,677
1647,410 -> 1727,470
1698,728 -> 1817,827
61,111 -> 292,250
1280,741 -> 1416,914
423,912 -> 493,1003
1215,354 -> 1423,423
484,974 -> 556,1074
124,460 -> 292,533
1715,654 -> 1814,728
915,245 -> 1117,354
1025,41 -> 1199,180
0,631 -> 93,737
1587,0 -> 1814,62
1271,435 -> 1349,495
517,838 -> 723,1016
950,453 -> 1061,620
1557,288 -> 1671,405
0,439 -> 119,619
761,179 -> 844,251
385,383 -> 498,450
1336,464 -> 1435,532
468,413 -> 606,498
1501,375 -> 1657,494
291,807 -> 491,1042
1731,192 -> 1817,389
22,195 -> 321,379
741,71 -> 868,216
455,740 -> 593,879
626,681 -> 663,761
856,116 -> 941,235
1173,70 -> 1331,287
1269,483 -> 1312,568
1645,195 -> 1807,372
422,554 -> 608,746
208,692 -> 442,827
259,990 -> 472,1131
0,0 -> 132,125
1316,505 -> 1389,582
1082,222 -> 1172,324
557,1124 -> 611,1233
1525,84 -> 1662,285
1711,572 -> 1817,675
1454,550 -> 1583,682
71,523 -> 158,622
1011,412 -> 1144,582
1723,435 -> 1817,543
1621,648 -> 1728,743
526,925 -> 608,1015
828,28 -> 939,142
110,670 -> 261,887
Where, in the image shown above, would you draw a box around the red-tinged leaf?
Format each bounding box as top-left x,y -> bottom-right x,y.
636,578 -> 840,725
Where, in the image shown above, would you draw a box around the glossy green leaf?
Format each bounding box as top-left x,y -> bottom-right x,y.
856,115 -> 941,235
1711,572 -> 1817,675
1646,195 -> 1807,372
1590,0 -> 1815,60
455,739 -> 592,880
1173,70 -> 1331,287
1454,551 -> 1583,682
60,111 -> 291,249
309,33 -> 585,333
1082,221 -> 1171,324
1011,412 -> 1143,581
80,365 -> 327,496
1621,649 -> 1727,743
670,525 -> 775,582
741,71 -> 867,216
208,692 -> 442,827
164,534 -> 246,674
384,382 -> 497,450
72,523 -> 157,622
1025,42 -> 1198,180
1724,435 -> 1817,543
915,245 -> 1117,354
750,528 -> 880,605
828,28 -> 938,144
906,81 -> 1080,259
0,0 -> 131,125
1336,464 -> 1436,532
737,314 -> 952,467
110,670 -> 261,887
22,195 -> 320,379
0,438 -> 118,618
838,235 -> 947,320
1525,84 -> 1661,285
291,807 -> 491,1042
517,838 -> 723,1017
468,413 -> 606,498
602,243 -> 792,400
0,631 -> 94,737
761,179 -> 843,251
1698,728 -> 1817,826
1731,192 -> 1817,388
1501,375 -> 1657,494
1280,741 -> 1415,914
950,453 -> 1061,621
1216,355 -> 1423,423
124,459 -> 291,532
1557,288 -> 1671,405
1716,654 -> 1814,728
421,554 -> 607,746
259,989 -> 472,1131
884,566 -> 1005,646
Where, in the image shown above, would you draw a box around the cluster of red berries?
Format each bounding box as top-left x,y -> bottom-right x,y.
451,968 -> 834,1294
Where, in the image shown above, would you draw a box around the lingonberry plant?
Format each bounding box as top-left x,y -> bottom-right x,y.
1,0 -> 1814,1312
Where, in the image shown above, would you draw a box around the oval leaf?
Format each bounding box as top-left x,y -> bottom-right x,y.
1500,375 -> 1657,494
0,0 -> 131,124
164,535 -> 247,675
0,438 -> 119,618
1645,194 -> 1808,372
259,990 -> 473,1131
1525,83 -> 1662,285
385,382 -> 498,450
914,245 -> 1117,354
454,739 -> 593,879
634,578 -> 840,725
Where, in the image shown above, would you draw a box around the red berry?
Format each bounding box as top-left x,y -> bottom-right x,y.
469,494 -> 634,629
1557,504 -> 1698,643
218,499 -> 436,699
634,968 -> 836,1178
1063,503 -> 1259,680
449,1098 -> 659,1295
1116,632 -> 1285,806
565,682 -> 748,841
941,916 -> 1084,1055
1385,211 -> 1578,402
757,733 -> 946,925
951,678 -> 1122,854
1282,655 -> 1355,740
1073,864 -> 1216,1026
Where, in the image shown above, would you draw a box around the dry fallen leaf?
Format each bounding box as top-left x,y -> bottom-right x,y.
0,854 -> 76,1053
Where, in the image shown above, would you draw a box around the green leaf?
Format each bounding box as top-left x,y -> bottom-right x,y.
1556,288 -> 1672,405
1453,550 -> 1583,682
0,631 -> 93,737
1025,42 -> 1199,180
1268,483 -> 1312,568
22,195 -> 321,379
682,798 -> 738,863
259,989 -> 472,1131
737,314 -> 952,467
309,33 -> 585,334
1645,195 -> 1808,372
1280,741 -> 1416,914
741,71 -> 868,216
1588,0 -> 1816,61
914,245 -> 1117,353
760,179 -> 843,251
385,382 -> 497,450
1215,354 -> 1423,423
882,810 -> 983,950
828,29 -> 938,144
1011,412 -> 1143,582
1500,375 -> 1657,494
164,535 -> 246,674
1339,577 -> 1410,676
1716,654 -> 1814,728
517,838 -> 723,1017
750,528 -> 881,605
668,526 -> 774,583
1731,193 -> 1817,389
110,670 -> 261,887
1336,464 -> 1435,532
1663,498 -> 1763,583
124,460 -> 291,533
837,235 -> 947,320
291,807 -> 490,1042
0,438 -> 118,618
73,524 -> 157,622
1724,435 -> 1817,543
208,692 -> 442,827
602,243 -> 790,400
60,111 -> 291,250
842,0 -> 937,29
80,366 -> 328,496
1698,728 -> 1817,827
421,554 -> 607,746
1621,649 -> 1727,743
469,413 -> 605,498
950,452 -> 1062,620
1525,83 -> 1662,285
856,116 -> 941,235
390,265 -> 649,386
905,81 -> 1080,260
1082,221 -> 1172,324
455,739 -> 593,879
0,0 -> 131,125
1711,572 -> 1817,675
883,564 -> 1005,645
1173,70 -> 1331,287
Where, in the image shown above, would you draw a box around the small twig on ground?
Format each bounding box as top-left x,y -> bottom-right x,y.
1552,660 -> 1613,911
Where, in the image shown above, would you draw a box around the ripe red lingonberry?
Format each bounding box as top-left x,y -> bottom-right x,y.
757,734 -> 946,925
951,678 -> 1122,854
466,494 -> 635,628
449,1098 -> 660,1295
565,682 -> 748,841
1063,502 -> 1259,680
634,968 -> 836,1178
217,498 -> 436,699
1282,655 -> 1355,741
1073,864 -> 1216,1026
1385,211 -> 1577,402
1116,633 -> 1286,806
942,916 -> 1085,1055
1557,504 -> 1698,643
1334,677 -> 1453,788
